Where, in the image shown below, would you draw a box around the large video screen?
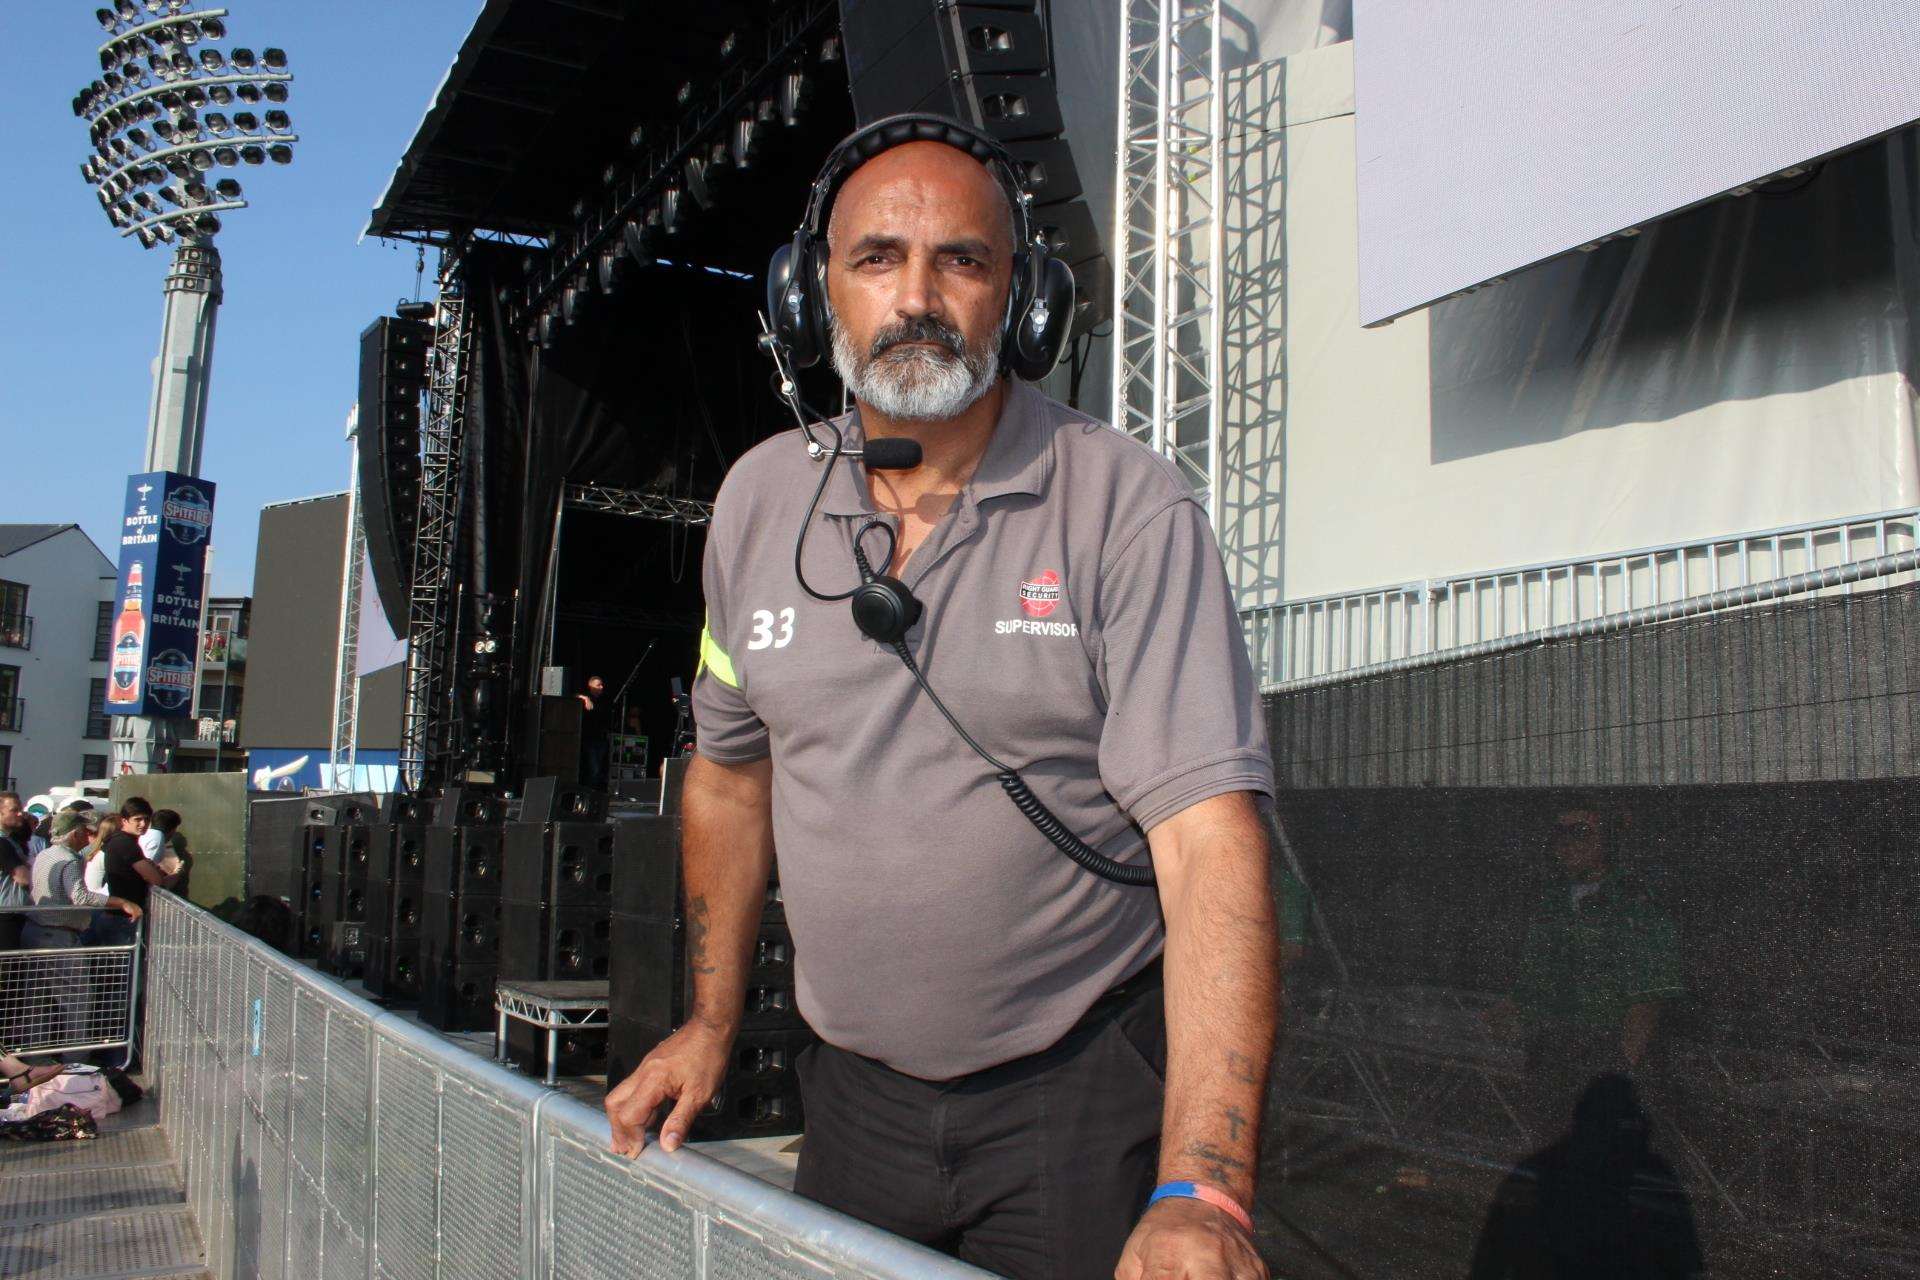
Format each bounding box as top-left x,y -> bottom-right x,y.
1354,1 -> 1920,326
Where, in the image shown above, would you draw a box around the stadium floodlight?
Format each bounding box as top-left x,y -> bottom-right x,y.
261,48 -> 286,70
205,111 -> 229,135
239,144 -> 264,165
266,143 -> 291,164
231,111 -> 258,132
197,48 -> 223,72
229,47 -> 255,70
96,8 -> 119,32
212,144 -> 237,166
263,109 -> 289,133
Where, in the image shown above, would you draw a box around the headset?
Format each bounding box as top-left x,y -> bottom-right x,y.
765,112 -> 1076,382
754,115 -> 1152,889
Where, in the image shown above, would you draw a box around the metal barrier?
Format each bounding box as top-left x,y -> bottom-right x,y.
144,891 -> 991,1280
0,905 -> 140,1063
1243,506 -> 1920,685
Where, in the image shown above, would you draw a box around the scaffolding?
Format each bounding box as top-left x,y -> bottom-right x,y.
1111,0 -> 1225,528
329,406 -> 366,787
399,274 -> 472,792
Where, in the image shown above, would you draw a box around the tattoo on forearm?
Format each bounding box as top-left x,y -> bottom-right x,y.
1180,1140 -> 1251,1189
1226,1050 -> 1258,1085
1225,1107 -> 1249,1141
687,895 -> 717,975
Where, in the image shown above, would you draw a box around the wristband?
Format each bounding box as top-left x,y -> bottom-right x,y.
1148,1181 -> 1253,1233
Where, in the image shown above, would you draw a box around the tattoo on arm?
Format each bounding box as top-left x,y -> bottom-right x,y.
686,895 -> 717,975
1180,1140 -> 1251,1189
1225,1106 -> 1249,1142
1226,1050 -> 1258,1085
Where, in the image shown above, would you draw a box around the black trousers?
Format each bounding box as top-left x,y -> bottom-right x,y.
795,964 -> 1166,1280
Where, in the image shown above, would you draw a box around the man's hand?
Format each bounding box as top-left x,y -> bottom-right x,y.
1117,1196 -> 1266,1280
604,1020 -> 732,1157
9,865 -> 26,887
120,903 -> 142,921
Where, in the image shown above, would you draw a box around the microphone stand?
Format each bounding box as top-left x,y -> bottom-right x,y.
609,639 -> 656,774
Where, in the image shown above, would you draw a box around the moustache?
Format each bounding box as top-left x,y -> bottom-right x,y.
869,317 -> 967,362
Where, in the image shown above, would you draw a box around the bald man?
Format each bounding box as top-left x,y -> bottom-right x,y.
608,123 -> 1278,1280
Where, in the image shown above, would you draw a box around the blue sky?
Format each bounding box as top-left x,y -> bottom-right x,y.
0,5 -> 477,596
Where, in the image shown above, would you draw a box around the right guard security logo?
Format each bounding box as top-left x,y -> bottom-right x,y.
998,570 -> 1079,637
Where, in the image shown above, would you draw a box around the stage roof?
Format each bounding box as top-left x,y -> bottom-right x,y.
367,0 -> 779,241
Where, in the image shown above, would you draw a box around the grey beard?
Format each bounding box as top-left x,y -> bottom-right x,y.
829,314 -> 1000,423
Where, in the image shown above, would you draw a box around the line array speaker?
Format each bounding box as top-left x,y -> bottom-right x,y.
356,314 -> 432,635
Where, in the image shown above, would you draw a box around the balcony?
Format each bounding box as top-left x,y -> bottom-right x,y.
0,614 -> 29,651
201,634 -> 246,668
0,696 -> 21,733
181,717 -> 238,749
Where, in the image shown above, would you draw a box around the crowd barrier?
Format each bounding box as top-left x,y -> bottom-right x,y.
145,890 -> 991,1280
0,904 -> 140,1063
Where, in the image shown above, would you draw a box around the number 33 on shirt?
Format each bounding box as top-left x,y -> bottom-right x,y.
748,607 -> 795,651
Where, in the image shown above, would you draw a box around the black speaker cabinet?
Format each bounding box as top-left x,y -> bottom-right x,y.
424,825 -> 504,898
326,921 -> 367,979
504,1016 -> 608,1079
246,794 -> 311,903
503,821 -> 616,906
611,815 -> 681,921
421,895 -> 502,968
519,775 -> 608,823
608,915 -> 801,1039
501,901 -> 612,982
433,787 -> 504,827
419,963 -> 496,1032
606,1026 -> 812,1139
536,696 -> 583,785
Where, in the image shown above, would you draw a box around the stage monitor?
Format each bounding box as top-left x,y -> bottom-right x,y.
1353,0 -> 1920,326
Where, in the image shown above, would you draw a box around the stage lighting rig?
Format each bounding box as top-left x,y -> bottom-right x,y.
76,3 -> 301,249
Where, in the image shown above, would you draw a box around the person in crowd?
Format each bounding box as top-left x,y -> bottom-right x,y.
150,809 -> 190,898
89,798 -> 188,946
0,792 -> 42,951
577,674 -> 612,790
605,123 -> 1277,1279
80,814 -> 120,905
24,811 -> 141,1055
1492,802 -> 1683,1133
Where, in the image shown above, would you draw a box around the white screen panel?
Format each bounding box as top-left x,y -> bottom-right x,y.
1354,0 -> 1920,326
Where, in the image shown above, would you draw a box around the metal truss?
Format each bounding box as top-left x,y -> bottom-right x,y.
329,408 -> 365,787
563,484 -> 713,525
399,271 -> 473,792
1111,0 -> 1225,527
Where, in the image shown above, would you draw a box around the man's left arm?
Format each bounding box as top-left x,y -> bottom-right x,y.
1118,791 -> 1277,1279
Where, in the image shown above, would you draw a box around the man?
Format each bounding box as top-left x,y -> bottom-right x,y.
26,810 -> 140,1055
607,127 -> 1278,1279
94,797 -> 188,946
1494,804 -> 1683,1131
576,675 -> 612,790
0,791 -> 44,951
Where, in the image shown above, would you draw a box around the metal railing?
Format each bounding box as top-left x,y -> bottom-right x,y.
0,695 -> 23,732
0,613 -> 30,650
0,905 -> 140,1063
1243,507 -> 1920,686
144,891 -> 991,1280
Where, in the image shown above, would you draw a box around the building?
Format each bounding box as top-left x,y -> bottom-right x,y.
0,525 -> 117,797
172,594 -> 249,775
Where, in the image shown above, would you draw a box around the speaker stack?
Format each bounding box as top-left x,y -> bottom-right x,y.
356,314 -> 432,635
607,815 -> 811,1140
362,820 -> 429,999
498,818 -> 617,1077
418,803 -> 505,1031
321,823 -> 373,978
840,0 -> 1109,326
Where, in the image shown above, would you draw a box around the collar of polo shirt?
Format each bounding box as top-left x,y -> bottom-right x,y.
819,379 -> 1057,517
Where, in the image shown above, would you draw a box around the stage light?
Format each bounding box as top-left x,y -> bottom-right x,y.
676,82 -> 693,107
819,35 -> 843,64
685,156 -> 714,210
602,161 -> 619,188
597,245 -> 624,293
720,31 -> 738,59
628,123 -> 646,150
780,68 -> 811,127
660,187 -> 683,234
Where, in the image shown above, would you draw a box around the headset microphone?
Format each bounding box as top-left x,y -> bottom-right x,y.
859,438 -> 923,470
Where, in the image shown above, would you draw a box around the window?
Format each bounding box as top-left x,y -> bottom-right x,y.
0,665 -> 19,733
93,601 -> 113,662
0,745 -> 11,791
0,581 -> 26,651
85,678 -> 109,740
81,754 -> 108,781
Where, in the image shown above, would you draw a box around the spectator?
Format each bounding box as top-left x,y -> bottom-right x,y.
151,809 -> 191,899
0,792 -> 42,952
87,798 -> 188,948
80,815 -> 120,903
26,811 -> 141,945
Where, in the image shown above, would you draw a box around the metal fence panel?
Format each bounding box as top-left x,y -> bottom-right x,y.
143,891 -> 989,1280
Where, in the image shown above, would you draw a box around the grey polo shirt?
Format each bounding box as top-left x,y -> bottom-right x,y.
693,379 -> 1272,1079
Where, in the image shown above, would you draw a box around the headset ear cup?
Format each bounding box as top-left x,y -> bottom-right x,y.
1005,253 -> 1075,381
767,235 -> 823,368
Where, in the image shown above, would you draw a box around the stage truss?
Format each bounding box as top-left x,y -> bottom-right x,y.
564,484 -> 714,525
399,271 -> 472,792
329,408 -> 366,787
1111,0 -> 1225,528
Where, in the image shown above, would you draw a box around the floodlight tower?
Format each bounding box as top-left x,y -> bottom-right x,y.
75,0 -> 300,772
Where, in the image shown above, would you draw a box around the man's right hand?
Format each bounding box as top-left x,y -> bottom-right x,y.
605,1019 -> 733,1157
121,903 -> 143,921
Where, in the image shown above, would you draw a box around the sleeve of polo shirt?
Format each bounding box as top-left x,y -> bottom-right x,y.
1095,495 -> 1273,831
692,497 -> 771,763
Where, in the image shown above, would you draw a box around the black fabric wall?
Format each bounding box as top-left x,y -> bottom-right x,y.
1266,580 -> 1920,790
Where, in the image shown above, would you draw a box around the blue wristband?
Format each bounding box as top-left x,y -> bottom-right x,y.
1148,1180 -> 1254,1231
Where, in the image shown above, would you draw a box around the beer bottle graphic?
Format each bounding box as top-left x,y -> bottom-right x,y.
108,562 -> 146,706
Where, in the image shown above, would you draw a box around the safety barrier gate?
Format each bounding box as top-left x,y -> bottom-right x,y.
145,891 -> 989,1280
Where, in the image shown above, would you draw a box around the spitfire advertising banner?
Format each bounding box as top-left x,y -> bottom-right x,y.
104,471 -> 216,720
